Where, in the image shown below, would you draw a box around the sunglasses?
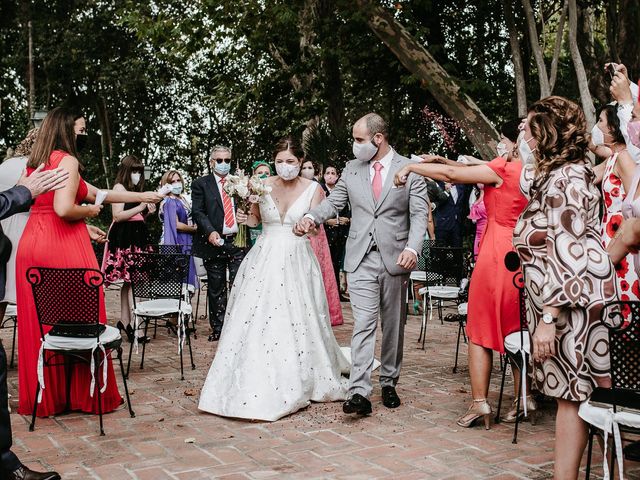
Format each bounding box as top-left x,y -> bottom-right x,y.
215,158 -> 232,164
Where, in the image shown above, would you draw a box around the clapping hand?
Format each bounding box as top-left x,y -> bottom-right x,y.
610,71 -> 633,104
17,164 -> 69,198
293,217 -> 316,236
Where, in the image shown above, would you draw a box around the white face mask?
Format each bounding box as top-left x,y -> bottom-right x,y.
131,173 -> 141,186
214,162 -> 231,176
300,169 -> 315,180
496,142 -> 508,157
591,124 -> 606,146
276,163 -> 300,181
517,130 -> 536,165
170,182 -> 183,195
353,138 -> 379,162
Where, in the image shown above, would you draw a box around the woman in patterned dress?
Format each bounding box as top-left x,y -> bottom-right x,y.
590,104 -> 638,302
513,97 -> 617,480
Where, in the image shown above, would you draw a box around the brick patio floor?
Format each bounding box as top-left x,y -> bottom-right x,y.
3,288 -> 638,479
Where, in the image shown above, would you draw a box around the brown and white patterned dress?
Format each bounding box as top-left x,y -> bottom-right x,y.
513,163 -> 617,402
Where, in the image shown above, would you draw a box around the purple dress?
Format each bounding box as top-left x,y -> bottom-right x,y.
160,196 -> 197,288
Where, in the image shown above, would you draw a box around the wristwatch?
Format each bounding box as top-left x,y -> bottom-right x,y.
542,312 -> 558,325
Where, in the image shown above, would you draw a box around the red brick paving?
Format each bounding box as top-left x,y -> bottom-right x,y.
3,287 -> 638,479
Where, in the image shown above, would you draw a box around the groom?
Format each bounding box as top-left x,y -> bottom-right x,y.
294,113 -> 429,415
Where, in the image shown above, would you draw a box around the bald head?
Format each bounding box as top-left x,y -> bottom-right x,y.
355,113 -> 389,140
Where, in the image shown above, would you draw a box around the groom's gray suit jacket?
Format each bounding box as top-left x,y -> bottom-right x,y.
308,151 -> 429,274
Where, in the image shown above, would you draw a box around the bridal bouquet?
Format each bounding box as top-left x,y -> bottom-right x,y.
223,170 -> 272,247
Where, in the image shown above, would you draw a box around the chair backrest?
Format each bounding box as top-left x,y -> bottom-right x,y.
601,301 -> 640,393
26,267 -> 104,338
417,240 -> 466,286
147,244 -> 189,255
128,252 -> 190,301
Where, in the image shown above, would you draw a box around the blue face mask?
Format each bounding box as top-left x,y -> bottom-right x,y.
214,162 -> 231,176
170,183 -> 183,195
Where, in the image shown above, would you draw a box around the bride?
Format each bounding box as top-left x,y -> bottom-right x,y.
198,136 -> 350,421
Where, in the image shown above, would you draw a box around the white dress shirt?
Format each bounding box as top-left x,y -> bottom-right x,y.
215,173 -> 238,235
369,147 -> 395,186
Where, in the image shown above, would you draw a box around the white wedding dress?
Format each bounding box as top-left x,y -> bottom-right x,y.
198,181 -> 350,421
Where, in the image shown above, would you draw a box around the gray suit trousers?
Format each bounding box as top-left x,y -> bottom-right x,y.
347,249 -> 408,398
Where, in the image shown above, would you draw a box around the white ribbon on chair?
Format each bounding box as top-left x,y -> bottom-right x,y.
602,409 -> 627,480
89,344 -> 108,398
36,342 -> 45,403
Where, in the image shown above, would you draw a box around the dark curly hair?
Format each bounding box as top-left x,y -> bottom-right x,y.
528,96 -> 589,176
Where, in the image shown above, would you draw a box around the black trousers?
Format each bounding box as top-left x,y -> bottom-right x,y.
203,242 -> 246,333
435,226 -> 463,248
0,341 -> 20,474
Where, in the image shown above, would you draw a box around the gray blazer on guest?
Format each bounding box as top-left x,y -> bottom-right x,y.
308,151 -> 429,276
0,185 -> 32,300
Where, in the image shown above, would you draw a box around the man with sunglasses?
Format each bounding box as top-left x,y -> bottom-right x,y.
192,146 -> 248,341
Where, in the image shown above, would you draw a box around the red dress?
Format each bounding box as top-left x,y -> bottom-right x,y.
466,157 -> 528,353
310,225 -> 344,326
16,150 -> 123,416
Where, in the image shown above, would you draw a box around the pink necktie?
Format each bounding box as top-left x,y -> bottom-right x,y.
372,161 -> 383,200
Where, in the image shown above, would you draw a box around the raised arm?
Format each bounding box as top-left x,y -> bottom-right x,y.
395,162 -> 502,187
110,184 -> 147,222
84,180 -> 161,204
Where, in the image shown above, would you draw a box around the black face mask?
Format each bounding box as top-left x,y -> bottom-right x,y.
76,133 -> 88,152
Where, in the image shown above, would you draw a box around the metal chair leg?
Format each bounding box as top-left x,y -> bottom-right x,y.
117,347 -> 135,418
126,334 -> 134,378
495,358 -> 507,424
585,427 -> 594,479
512,366 -> 523,444
9,321 -> 16,368
139,319 -> 150,370
453,321 -> 463,373
95,349 -> 105,436
29,382 -> 40,431
187,320 -> 196,371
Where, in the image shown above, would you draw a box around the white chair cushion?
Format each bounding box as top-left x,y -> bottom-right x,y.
43,325 -> 121,351
504,331 -> 531,355
410,271 -> 426,282
457,303 -> 468,315
134,299 -> 192,317
427,286 -> 460,299
4,304 -> 17,317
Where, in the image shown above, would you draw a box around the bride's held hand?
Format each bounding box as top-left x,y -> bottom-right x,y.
236,209 -> 249,224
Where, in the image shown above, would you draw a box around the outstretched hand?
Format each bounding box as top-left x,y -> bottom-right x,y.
17,164 -> 69,198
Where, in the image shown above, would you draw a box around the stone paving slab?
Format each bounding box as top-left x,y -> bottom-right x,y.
3,287 -> 638,479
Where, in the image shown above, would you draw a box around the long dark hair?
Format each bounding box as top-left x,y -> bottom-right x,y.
272,136 -> 304,160
114,155 -> 145,192
599,104 -> 626,145
28,107 -> 83,169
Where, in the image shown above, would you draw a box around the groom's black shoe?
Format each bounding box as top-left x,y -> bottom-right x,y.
343,394 -> 372,415
381,386 -> 401,408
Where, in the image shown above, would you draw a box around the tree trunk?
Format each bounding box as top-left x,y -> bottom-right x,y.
549,0 -> 568,93
354,0 -> 499,160
568,0 -> 596,127
521,0 -> 551,97
502,0 -> 527,117
615,0 -> 640,81
95,95 -> 112,188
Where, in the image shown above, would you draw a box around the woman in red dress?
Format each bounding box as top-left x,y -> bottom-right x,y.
395,119 -> 529,428
15,107 -> 161,417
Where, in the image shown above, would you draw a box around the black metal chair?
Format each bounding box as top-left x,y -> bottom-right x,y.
494,252 -> 533,444
581,301 -> 640,479
127,252 -> 195,380
1,303 -> 17,367
416,242 -> 467,349
26,267 -> 135,436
